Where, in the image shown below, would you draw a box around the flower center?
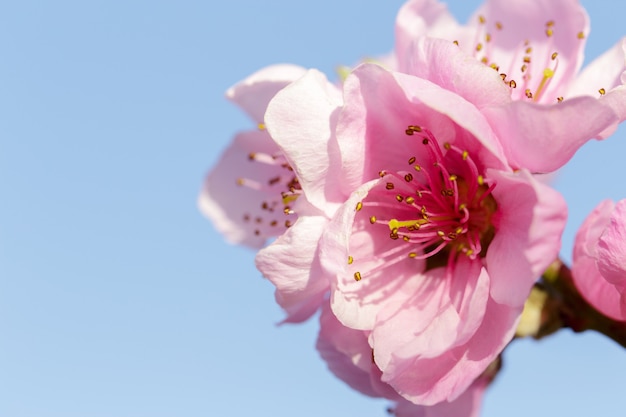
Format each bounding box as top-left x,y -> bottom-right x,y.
351,126 -> 497,280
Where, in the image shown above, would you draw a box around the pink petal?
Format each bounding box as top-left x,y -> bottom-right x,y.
391,378 -> 487,417
226,64 -> 308,123
255,215 -> 330,323
483,97 -> 619,173
486,169 -> 567,307
402,37 -> 512,109
264,69 -> 344,217
316,303 -> 382,398
373,259 -> 489,368
394,0 -> 465,71
470,0 -> 589,103
571,199 -> 625,321
597,200 -> 626,291
337,64 -> 507,196
568,37 -> 626,98
199,130 -> 292,248
382,298 -> 519,405
321,180 -> 425,331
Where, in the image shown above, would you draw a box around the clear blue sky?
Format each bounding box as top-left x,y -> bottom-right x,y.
0,1 -> 624,416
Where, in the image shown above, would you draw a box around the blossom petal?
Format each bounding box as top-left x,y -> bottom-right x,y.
394,0 -> 465,70
321,179 -> 426,330
482,97 -> 619,172
255,215 -> 329,323
337,64 -> 507,195
226,64 -> 308,123
199,130 -> 292,248
470,0 -> 589,103
381,298 -> 519,405
571,200 -> 625,320
316,303 -> 382,397
568,37 -> 626,98
265,69 -> 344,216
373,259 -> 489,366
403,37 -> 512,109
597,200 -> 626,291
486,169 -> 567,307
391,378 -> 487,417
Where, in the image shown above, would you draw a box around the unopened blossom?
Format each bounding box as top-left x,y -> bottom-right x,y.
572,199 -> 626,321
394,0 -> 624,172
316,303 -> 490,417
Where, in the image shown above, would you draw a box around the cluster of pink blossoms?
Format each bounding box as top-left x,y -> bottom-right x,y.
200,0 -> 626,415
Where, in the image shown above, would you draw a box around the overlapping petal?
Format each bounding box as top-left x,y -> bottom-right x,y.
572,199 -> 626,321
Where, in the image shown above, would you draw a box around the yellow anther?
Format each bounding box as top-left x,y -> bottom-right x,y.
521,64 -> 528,73
354,272 -> 362,281
453,40 -> 459,46
459,203 -> 467,211
479,15 -> 486,24
355,201 -> 363,211
551,52 -> 558,60
405,196 -> 415,205
236,178 -> 245,186
449,174 -> 458,181
509,80 -> 517,88
481,57 -> 488,64
404,174 -> 414,182
437,231 -> 445,237
396,195 -> 404,202
485,33 -> 492,42
476,43 -> 483,52
408,156 -> 416,165
578,31 -> 585,39
546,20 -> 555,27
523,56 -> 531,64
546,28 -> 553,37
462,151 -> 469,160
525,89 -> 533,99
599,88 -> 606,95
443,142 -> 451,150
248,152 -> 257,160
285,220 -> 292,227
257,123 -> 266,130
525,47 -> 532,54
348,256 -> 354,265
369,216 -> 377,224
408,252 -> 417,258
477,175 -> 484,185
414,165 -> 422,172
557,96 -> 564,103
282,194 -> 299,205
388,219 -> 424,231
496,21 -> 503,30
490,63 -> 499,70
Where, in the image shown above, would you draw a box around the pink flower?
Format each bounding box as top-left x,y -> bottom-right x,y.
239,68 -> 344,323
198,64 -> 308,248
394,0 -> 625,173
317,303 -> 490,417
572,199 -> 626,321
199,65 -> 343,322
307,63 -> 568,404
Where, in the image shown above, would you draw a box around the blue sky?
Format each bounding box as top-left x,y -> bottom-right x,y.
0,1 -> 624,416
